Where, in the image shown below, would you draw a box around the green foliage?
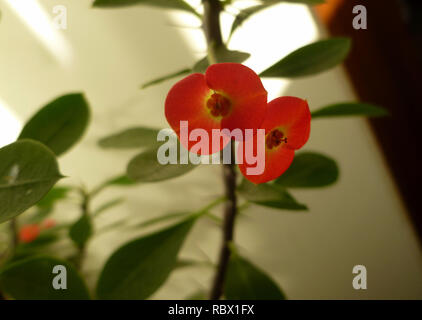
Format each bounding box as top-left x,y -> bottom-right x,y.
92,0 -> 200,17
96,216 -> 197,299
275,152 -> 339,188
0,140 -> 62,224
69,214 -> 93,249
260,38 -> 351,78
238,179 -> 307,211
224,252 -> 286,300
312,102 -> 388,119
36,186 -> 70,209
93,198 -> 125,217
99,127 -> 160,149
0,256 -> 90,299
18,93 -> 90,156
127,145 -> 197,183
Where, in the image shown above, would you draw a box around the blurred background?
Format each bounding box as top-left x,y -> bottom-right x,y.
0,0 -> 421,299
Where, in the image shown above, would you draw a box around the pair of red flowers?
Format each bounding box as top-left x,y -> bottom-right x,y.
165,63 -> 311,184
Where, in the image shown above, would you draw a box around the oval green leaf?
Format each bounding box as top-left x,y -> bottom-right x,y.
224,253 -> 286,300
0,256 -> 90,300
19,93 -> 90,156
127,145 -> 197,183
311,102 -> 388,119
69,214 -> 93,249
274,152 -> 339,188
260,38 -> 351,78
96,216 -> 196,299
0,140 -> 62,224
98,126 -> 161,149
238,179 -> 307,211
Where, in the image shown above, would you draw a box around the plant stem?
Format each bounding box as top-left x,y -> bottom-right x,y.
75,191 -> 90,271
209,141 -> 238,299
9,218 -> 18,254
203,0 -> 239,300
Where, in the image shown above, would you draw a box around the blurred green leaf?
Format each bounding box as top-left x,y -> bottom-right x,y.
193,48 -> 250,73
127,145 -> 197,183
132,212 -> 189,229
311,102 -> 388,119
69,214 -> 93,249
224,253 -> 286,300
237,179 -> 307,211
36,186 -> 70,208
275,152 -> 339,188
92,0 -> 200,17
141,68 -> 191,89
98,127 -> 160,149
106,175 -> 137,186
19,93 -> 90,156
0,140 -> 62,224
260,38 -> 351,78
93,198 -> 124,217
0,256 -> 90,300
96,216 -> 197,299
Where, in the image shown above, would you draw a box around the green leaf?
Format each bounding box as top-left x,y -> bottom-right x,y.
127,145 -> 197,183
274,152 -> 339,188
0,256 -> 90,300
106,175 -> 137,186
229,4 -> 274,40
229,1 -> 325,40
92,0 -> 200,17
311,102 -> 388,119
260,38 -> 351,78
98,127 -> 160,149
0,140 -> 62,224
132,212 -> 189,229
18,93 -> 90,156
36,186 -> 70,208
96,216 -> 197,299
224,253 -> 286,300
93,198 -> 124,217
237,179 -> 307,211
141,68 -> 191,89
69,214 -> 93,249
193,48 -> 251,73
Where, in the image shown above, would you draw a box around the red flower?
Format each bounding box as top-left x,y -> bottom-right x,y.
238,97 -> 311,184
165,63 -> 267,154
19,224 -> 41,243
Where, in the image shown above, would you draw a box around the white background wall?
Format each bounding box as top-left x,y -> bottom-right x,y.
0,0 -> 421,299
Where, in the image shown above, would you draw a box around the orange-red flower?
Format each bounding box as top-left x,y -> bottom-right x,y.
19,224 -> 41,243
238,97 -> 311,184
165,63 -> 267,154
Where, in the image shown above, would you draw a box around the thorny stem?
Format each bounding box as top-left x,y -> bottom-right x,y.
74,190 -> 90,271
202,0 -> 239,301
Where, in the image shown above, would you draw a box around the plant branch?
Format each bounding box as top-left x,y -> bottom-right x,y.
209,142 -> 238,299
203,0 -> 224,64
9,218 -> 18,255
